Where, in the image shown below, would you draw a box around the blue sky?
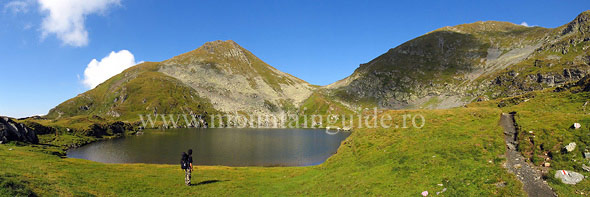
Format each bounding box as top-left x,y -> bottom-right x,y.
0,0 -> 588,118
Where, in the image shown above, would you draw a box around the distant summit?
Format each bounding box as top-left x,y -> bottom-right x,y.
326,10 -> 590,109
561,10 -> 590,35
48,40 -> 313,120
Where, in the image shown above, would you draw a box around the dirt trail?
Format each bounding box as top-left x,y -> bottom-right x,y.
500,113 -> 556,197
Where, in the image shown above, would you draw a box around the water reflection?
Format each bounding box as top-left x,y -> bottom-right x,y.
67,128 -> 350,167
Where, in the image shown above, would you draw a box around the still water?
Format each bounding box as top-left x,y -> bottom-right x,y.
67,128 -> 350,167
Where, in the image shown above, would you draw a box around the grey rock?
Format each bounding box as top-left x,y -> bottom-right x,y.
565,142 -> 577,152
79,105 -> 90,111
0,116 -> 38,144
507,143 -> 516,150
573,123 -> 582,129
555,170 -> 584,185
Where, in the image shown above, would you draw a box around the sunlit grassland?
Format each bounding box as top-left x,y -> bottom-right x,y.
1,107 -> 524,196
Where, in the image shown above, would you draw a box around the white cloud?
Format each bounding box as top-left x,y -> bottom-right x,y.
38,0 -> 120,47
3,0 -> 31,15
520,22 -> 533,27
82,50 -> 141,89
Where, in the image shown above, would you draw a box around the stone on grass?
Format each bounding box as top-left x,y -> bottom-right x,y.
565,142 -> 577,152
582,164 -> 590,172
438,188 -> 447,195
554,170 -> 584,185
421,191 -> 428,196
572,123 -> 581,129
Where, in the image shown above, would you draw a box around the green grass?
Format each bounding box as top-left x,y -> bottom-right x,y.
299,91 -> 354,115
1,107 -> 524,196
421,97 -> 442,109
0,173 -> 35,197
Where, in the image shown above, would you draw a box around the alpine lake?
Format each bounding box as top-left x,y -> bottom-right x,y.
67,128 -> 351,167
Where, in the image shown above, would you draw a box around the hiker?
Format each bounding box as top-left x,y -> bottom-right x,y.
181,149 -> 194,186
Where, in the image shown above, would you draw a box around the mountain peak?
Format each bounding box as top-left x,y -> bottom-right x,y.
166,40 -> 251,65
579,10 -> 590,17
561,10 -> 590,35
202,40 -> 239,47
198,40 -> 243,53
430,21 -> 534,36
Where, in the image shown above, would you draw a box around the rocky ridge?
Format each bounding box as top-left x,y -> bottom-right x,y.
327,11 -> 590,110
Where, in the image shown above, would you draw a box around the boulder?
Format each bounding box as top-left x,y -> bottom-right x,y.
421,191 -> 428,196
565,142 -> 577,152
0,116 -> 39,144
555,170 -> 584,185
572,123 -> 582,129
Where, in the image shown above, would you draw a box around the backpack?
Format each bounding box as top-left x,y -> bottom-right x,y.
180,152 -> 189,169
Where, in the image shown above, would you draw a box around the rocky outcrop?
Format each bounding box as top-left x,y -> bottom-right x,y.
490,67 -> 589,98
561,10 -> 590,36
0,116 -> 39,144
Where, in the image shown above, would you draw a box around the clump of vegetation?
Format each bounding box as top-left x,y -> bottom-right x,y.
0,173 -> 36,197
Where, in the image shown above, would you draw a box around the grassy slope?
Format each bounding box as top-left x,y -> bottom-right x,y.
43,40 -> 309,132
332,21 -> 550,107
468,80 -> 590,196
26,62 -> 223,151
165,40 -> 307,92
332,11 -> 590,108
46,62 -> 220,122
1,107 -> 524,196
